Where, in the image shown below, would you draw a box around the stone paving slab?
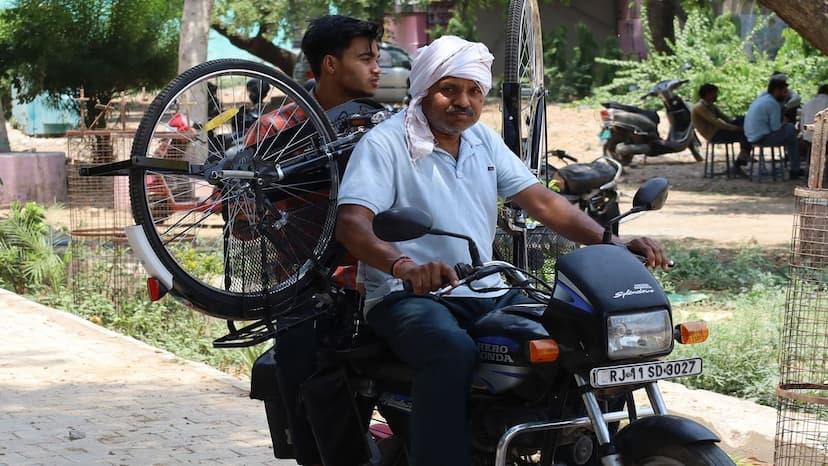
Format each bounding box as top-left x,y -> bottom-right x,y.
0,289 -> 291,466
0,288 -> 778,465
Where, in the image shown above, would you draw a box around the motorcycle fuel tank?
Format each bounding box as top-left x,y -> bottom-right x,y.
470,303 -> 549,393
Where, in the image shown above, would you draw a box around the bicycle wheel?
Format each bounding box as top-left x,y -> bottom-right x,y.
129,59 -> 338,320
503,0 -> 545,173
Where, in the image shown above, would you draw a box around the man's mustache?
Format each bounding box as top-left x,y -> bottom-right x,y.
446,105 -> 475,116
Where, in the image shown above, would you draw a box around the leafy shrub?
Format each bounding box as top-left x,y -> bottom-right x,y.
0,201 -> 66,294
654,241 -> 787,293
586,6 -> 828,116
672,286 -> 784,407
544,23 -> 621,103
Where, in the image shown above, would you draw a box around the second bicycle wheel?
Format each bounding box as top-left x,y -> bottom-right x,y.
503,0 -> 545,174
129,59 -> 338,320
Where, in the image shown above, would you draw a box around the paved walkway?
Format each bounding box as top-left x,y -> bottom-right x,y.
0,288 -> 778,465
0,289 -> 289,465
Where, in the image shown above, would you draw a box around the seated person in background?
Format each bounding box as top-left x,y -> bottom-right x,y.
800,84 -> 828,157
744,78 -> 803,179
691,83 -> 751,172
769,71 -> 801,123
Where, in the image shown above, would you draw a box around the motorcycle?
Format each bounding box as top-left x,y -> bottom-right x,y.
246,177 -> 735,466
600,79 -> 704,166
542,150 -> 621,233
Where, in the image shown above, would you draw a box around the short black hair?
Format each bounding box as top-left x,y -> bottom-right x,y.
301,15 -> 384,79
818,84 -> 828,95
768,79 -> 788,94
698,83 -> 718,99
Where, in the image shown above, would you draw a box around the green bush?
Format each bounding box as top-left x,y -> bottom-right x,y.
654,241 -> 787,293
0,201 -> 66,294
672,286 -> 784,407
544,23 -> 621,103
586,6 -> 828,116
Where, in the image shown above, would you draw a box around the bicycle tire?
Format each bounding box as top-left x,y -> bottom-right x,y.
129,59 -> 338,320
503,0 -> 545,173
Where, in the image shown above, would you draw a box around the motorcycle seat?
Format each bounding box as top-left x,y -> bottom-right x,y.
557,162 -> 617,195
602,102 -> 660,125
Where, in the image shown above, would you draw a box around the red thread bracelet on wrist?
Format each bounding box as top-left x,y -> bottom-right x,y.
389,255 -> 414,277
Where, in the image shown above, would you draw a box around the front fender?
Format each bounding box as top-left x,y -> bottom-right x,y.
614,415 -> 720,450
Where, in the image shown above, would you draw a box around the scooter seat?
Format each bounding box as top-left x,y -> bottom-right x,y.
557,162 -> 617,195
602,102 -> 660,125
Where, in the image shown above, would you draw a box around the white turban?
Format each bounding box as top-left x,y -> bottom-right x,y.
405,35 -> 495,160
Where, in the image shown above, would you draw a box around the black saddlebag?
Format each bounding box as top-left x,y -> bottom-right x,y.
301,365 -> 371,466
250,319 -> 321,463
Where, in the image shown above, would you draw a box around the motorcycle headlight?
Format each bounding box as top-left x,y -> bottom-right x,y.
606,310 -> 673,360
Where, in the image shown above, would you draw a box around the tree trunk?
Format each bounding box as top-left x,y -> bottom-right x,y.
646,0 -> 679,54
178,0 -> 214,73
758,0 -> 828,56
179,0 -> 214,131
211,23 -> 297,73
0,97 -> 10,152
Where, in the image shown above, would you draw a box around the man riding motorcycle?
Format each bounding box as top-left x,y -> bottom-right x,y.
334,35 -> 669,466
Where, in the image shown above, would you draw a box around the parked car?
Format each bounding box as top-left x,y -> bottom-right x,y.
292,42 -> 411,104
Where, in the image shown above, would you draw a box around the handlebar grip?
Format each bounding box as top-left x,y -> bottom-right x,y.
403,280 -> 412,292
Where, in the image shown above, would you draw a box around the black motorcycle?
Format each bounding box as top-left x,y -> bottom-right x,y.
248,177 -> 734,466
600,79 -> 703,166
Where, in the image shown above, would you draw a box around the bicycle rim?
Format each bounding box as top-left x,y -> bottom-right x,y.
503,0 -> 545,173
129,59 -> 337,320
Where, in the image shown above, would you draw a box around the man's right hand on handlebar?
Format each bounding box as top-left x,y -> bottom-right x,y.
393,260 -> 460,295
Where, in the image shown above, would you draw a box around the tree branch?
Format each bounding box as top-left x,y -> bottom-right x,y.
211,23 -> 298,73
758,0 -> 828,56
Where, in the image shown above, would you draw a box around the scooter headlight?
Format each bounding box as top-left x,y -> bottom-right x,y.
606,310 -> 673,360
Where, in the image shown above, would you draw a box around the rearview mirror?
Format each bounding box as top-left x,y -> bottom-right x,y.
372,207 -> 433,242
632,177 -> 669,212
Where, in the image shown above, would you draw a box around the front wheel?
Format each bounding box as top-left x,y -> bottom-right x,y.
623,441 -> 735,466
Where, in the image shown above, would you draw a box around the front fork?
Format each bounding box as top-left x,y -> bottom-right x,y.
574,373 -> 668,466
493,374 -> 664,466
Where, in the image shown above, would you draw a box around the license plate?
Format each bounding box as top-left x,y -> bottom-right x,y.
598,128 -> 611,140
589,358 -> 703,388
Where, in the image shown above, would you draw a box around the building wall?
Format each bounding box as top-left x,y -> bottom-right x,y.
474,0 -> 619,78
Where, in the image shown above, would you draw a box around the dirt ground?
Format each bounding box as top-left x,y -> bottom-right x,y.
4,103 -> 803,250
481,104 -> 801,250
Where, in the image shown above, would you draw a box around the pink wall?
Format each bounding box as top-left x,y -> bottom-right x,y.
385,14 -> 428,56
0,152 -> 67,205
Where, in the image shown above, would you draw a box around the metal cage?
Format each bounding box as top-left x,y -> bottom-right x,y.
66,129 -> 141,306
775,108 -> 828,464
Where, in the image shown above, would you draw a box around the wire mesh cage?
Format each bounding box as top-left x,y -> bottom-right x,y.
775,109 -> 828,464
493,225 -> 575,281
66,129 -> 141,306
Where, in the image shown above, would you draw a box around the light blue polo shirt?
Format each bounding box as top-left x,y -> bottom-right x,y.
337,110 -> 539,310
744,93 -> 782,143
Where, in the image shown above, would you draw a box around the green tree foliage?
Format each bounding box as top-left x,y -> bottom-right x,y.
212,0 -> 394,73
0,0 -> 182,128
588,6 -> 828,115
544,23 -> 621,103
0,202 -> 65,294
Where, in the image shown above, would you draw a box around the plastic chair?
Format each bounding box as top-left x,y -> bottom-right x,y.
748,144 -> 787,182
703,141 -> 734,178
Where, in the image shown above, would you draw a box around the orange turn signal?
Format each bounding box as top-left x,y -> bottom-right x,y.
147,277 -> 168,302
529,339 -> 560,363
674,321 -> 709,344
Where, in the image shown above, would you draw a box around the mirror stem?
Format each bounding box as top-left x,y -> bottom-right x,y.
430,229 -> 483,267
602,207 -> 644,244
